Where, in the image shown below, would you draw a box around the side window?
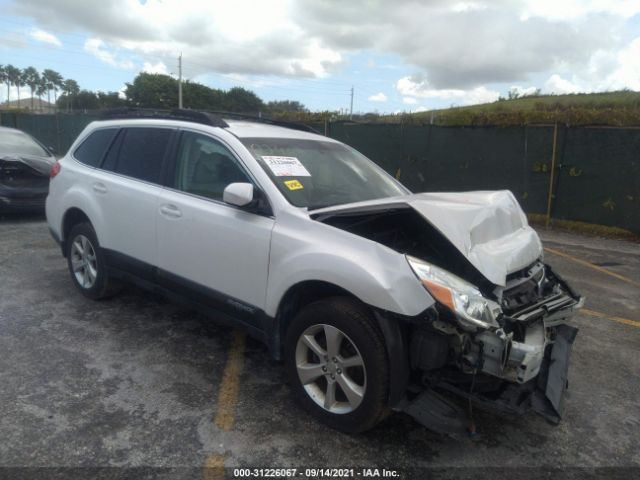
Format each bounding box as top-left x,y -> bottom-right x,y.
111,128 -> 173,184
172,131 -> 251,200
73,129 -> 118,167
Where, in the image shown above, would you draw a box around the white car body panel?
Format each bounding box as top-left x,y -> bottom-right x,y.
156,187 -> 274,310
311,190 -> 543,287
264,209 -> 434,318
92,171 -> 162,267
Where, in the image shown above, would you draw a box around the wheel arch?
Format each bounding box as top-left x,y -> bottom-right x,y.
270,280 -> 410,408
271,280 -> 354,359
60,207 -> 93,257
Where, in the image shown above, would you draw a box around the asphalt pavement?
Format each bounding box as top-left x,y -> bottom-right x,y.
0,214 -> 638,479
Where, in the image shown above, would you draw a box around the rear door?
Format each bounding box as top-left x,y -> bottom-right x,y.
96,127 -> 175,277
156,129 -> 274,329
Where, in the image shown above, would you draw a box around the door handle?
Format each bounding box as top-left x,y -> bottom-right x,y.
92,182 -> 107,194
160,204 -> 182,218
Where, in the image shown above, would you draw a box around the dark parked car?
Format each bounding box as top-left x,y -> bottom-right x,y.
0,126 -> 56,212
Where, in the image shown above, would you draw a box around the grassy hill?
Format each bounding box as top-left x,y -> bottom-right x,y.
270,90 -> 640,127
406,90 -> 640,126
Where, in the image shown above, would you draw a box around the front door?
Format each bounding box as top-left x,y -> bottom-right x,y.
156,130 -> 274,329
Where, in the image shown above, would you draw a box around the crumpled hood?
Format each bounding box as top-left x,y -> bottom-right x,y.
0,153 -> 54,176
311,190 -> 542,286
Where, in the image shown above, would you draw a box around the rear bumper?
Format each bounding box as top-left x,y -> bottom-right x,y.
0,186 -> 48,211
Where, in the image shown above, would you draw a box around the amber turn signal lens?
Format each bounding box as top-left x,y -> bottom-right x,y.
422,279 -> 456,311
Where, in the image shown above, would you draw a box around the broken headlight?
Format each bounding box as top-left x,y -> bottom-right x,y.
406,256 -> 501,330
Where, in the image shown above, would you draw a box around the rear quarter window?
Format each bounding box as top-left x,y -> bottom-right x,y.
111,128 -> 173,184
73,128 -> 118,167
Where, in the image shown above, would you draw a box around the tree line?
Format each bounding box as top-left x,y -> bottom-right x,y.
0,65 -> 308,114
0,65 -> 80,111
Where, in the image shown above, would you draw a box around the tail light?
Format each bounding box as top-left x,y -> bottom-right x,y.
50,161 -> 61,179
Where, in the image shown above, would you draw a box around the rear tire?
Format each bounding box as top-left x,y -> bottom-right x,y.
285,296 -> 390,433
66,222 -> 120,300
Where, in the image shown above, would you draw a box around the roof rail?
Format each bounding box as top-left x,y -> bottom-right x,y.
205,111 -> 320,134
98,108 -> 319,134
99,108 -> 229,128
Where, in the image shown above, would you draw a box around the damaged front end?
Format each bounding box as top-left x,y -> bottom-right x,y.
405,259 -> 582,433
312,191 -> 584,432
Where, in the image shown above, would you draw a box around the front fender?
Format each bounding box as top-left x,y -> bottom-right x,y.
265,218 -> 434,318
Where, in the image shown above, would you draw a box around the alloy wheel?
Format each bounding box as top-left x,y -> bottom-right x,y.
70,234 -> 98,289
295,324 -> 367,414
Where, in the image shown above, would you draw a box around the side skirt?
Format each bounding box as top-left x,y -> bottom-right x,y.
103,248 -> 271,346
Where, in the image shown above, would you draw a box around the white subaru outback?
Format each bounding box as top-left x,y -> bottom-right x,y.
46,110 -> 583,433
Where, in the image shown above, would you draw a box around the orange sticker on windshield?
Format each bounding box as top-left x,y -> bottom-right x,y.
284,180 -> 304,190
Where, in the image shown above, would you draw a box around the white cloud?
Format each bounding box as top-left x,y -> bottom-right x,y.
142,61 -> 168,75
604,37 -> 640,90
509,85 -> 540,97
84,38 -> 135,70
29,28 -> 61,47
397,76 -> 500,106
16,0 -> 343,79
544,74 -> 582,94
451,2 -> 488,13
402,96 -> 417,105
521,0 -> 640,21
368,92 -> 387,102
9,0 -> 640,96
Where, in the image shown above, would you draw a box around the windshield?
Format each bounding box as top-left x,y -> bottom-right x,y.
240,137 -> 408,209
0,129 -> 49,157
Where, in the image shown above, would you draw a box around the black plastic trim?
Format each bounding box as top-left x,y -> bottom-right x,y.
373,310 -> 410,408
102,248 -> 270,343
100,108 -> 230,128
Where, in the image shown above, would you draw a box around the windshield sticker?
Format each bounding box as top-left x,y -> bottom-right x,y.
284,179 -> 304,191
262,156 -> 311,177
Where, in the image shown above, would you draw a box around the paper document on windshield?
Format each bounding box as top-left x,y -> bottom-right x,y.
262,156 -> 311,177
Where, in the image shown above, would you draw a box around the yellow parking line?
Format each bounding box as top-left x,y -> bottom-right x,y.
544,247 -> 640,288
203,453 -> 227,480
581,308 -> 640,329
214,329 -> 247,431
203,329 -> 247,479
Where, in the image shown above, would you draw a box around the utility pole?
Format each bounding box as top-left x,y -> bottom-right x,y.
178,53 -> 183,109
349,86 -> 354,120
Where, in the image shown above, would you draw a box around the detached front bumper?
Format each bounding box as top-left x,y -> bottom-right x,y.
404,281 -> 583,432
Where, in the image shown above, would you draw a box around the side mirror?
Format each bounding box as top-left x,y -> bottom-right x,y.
223,182 -> 254,207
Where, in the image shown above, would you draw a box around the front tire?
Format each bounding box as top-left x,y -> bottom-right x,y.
66,222 -> 120,300
285,296 -> 389,433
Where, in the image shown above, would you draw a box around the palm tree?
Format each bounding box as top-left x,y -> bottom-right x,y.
22,67 -> 40,110
36,77 -> 47,112
13,67 -> 24,108
0,65 -> 7,106
62,78 -> 80,112
43,69 -> 63,109
42,69 -> 56,106
5,65 -> 21,107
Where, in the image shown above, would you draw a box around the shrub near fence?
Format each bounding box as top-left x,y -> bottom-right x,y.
1,112 -> 638,235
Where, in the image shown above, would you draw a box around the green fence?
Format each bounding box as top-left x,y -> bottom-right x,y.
2,112 -> 639,234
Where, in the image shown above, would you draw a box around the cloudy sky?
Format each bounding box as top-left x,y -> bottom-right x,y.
1,0 -> 639,113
